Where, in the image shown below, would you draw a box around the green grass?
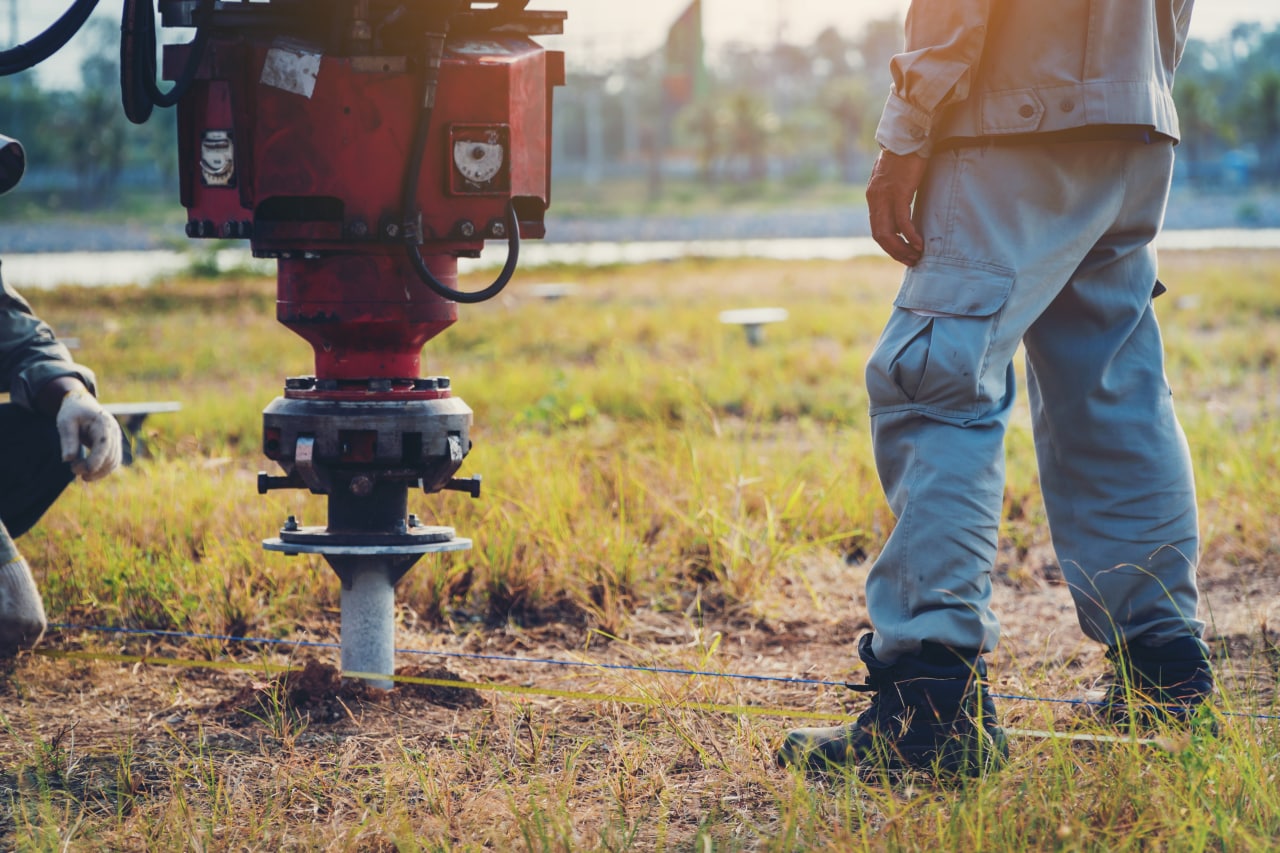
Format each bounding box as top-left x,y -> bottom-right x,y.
549,176 -> 870,220
0,251 -> 1276,849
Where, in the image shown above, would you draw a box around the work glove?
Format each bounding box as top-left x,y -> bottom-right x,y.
0,554 -> 46,654
55,387 -> 123,482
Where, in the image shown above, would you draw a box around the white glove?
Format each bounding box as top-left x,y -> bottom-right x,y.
55,387 -> 124,482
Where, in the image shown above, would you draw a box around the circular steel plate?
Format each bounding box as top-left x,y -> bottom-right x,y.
263,536 -> 473,556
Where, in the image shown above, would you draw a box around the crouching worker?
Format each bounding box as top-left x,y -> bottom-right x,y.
0,134 -> 124,655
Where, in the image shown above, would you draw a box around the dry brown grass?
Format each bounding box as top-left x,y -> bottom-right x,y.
0,251 -> 1276,849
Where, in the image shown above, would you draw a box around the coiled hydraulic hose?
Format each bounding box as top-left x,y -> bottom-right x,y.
401,21 -> 520,304
120,0 -> 212,124
0,0 -> 100,77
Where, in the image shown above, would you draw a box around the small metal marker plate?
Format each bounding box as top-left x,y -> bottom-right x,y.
717,308 -> 789,326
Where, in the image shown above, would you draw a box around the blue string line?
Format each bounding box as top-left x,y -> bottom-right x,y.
51,623 -> 1280,722
51,623 -> 850,687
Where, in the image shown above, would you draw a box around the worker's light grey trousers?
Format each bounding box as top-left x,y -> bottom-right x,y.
864,139 -> 1203,664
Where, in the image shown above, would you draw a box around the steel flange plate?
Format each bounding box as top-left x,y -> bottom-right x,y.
264,525 -> 472,555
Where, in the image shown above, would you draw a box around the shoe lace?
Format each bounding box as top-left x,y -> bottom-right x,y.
845,675 -> 918,738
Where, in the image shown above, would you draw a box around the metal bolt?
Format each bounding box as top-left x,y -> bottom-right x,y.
491,220 -> 506,238
283,516 -> 300,531
349,219 -> 369,238
459,220 -> 476,238
408,514 -> 421,528
385,223 -> 400,238
394,518 -> 409,534
349,475 -> 374,497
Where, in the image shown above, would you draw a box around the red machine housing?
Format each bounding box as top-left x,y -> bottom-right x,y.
166,28 -> 565,382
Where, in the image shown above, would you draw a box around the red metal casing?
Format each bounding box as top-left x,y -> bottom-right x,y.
276,252 -> 458,382
166,34 -> 564,385
170,36 -> 560,249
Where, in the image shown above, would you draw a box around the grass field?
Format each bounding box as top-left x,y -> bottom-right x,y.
1,251 -> 1278,850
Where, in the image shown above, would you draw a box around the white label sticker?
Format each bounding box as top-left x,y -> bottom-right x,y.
261,42 -> 322,98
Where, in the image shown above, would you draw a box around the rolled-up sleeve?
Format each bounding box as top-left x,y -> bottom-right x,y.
0,262 -> 97,411
875,0 -> 993,157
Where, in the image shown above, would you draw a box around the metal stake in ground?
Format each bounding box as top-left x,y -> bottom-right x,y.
264,529 -> 471,689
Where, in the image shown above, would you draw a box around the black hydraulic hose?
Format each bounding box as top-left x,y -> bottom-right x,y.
401,27 -> 520,305
120,0 -> 212,124
0,0 -> 100,77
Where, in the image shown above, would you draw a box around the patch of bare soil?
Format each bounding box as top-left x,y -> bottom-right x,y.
216,659 -> 486,727
0,547 -> 1274,847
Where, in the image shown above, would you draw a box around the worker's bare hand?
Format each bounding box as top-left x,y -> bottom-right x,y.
55,387 -> 123,482
866,150 -> 928,266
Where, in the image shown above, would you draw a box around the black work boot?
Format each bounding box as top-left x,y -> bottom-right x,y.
1103,636 -> 1215,728
777,634 -> 1008,777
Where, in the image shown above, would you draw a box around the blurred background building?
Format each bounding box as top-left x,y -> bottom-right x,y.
1,1 -> 1278,230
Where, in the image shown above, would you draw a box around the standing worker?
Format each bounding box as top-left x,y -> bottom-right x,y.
0,133 -> 124,655
779,0 -> 1213,775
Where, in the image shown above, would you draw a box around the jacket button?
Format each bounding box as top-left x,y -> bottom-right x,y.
1059,98 -> 1076,112
1018,104 -> 1036,118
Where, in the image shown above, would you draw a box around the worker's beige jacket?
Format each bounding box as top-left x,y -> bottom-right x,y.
876,0 -> 1194,156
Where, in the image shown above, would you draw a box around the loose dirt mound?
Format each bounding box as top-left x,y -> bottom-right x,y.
217,659 -> 485,726
395,664 -> 488,710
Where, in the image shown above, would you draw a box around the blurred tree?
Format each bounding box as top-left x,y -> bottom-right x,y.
813,26 -> 851,78
819,76 -> 873,183
1246,70 -> 1280,184
1173,77 -> 1222,186
852,16 -> 903,94
681,100 -> 723,185
69,18 -> 129,206
725,91 -> 773,183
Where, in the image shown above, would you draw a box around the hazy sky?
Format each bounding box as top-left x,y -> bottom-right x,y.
539,0 -> 1280,65
10,1 -> 1280,87
538,1 -> 916,67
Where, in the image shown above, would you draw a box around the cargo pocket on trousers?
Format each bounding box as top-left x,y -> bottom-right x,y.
870,258 -> 1015,416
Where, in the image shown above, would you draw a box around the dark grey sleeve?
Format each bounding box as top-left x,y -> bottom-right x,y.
0,261 -> 97,411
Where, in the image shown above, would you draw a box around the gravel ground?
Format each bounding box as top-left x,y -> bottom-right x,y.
1,188 -> 1278,254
